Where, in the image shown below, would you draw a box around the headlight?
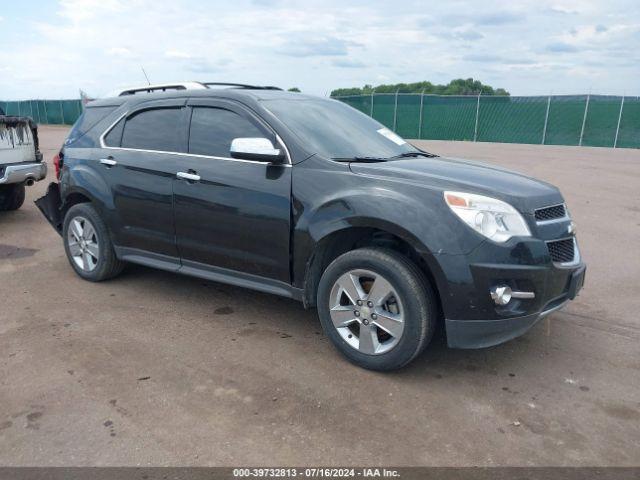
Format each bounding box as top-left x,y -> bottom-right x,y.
444,191 -> 531,243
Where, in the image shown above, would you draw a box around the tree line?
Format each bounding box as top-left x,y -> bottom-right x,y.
330,78 -> 509,97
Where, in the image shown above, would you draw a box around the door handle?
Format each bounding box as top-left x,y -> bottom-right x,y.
99,158 -> 117,167
177,171 -> 201,182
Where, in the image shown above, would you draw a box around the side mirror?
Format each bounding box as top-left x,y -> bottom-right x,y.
230,138 -> 285,163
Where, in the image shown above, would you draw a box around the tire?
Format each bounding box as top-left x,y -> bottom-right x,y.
317,247 -> 438,371
0,184 -> 26,211
62,203 -> 125,281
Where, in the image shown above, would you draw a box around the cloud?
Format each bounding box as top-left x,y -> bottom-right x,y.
106,47 -> 135,58
545,42 -> 580,52
463,54 -> 503,63
475,12 -> 522,26
452,29 -> 484,41
443,11 -> 523,27
549,5 -> 579,14
0,0 -> 638,100
463,54 -> 537,65
277,36 -> 359,57
332,58 -> 366,68
165,49 -> 193,59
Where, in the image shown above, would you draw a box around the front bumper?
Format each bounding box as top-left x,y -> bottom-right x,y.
0,162 -> 47,185
434,232 -> 586,349
446,264 -> 585,348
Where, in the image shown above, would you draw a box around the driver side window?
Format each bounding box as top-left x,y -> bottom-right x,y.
188,107 -> 264,158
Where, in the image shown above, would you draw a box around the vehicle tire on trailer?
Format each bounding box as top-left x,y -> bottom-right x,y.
0,184 -> 26,211
62,203 -> 125,282
317,247 -> 438,371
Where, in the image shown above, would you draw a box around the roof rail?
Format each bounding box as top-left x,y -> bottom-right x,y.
110,82 -> 208,97
202,82 -> 282,91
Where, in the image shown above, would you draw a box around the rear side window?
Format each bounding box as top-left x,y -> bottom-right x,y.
189,107 -> 264,157
104,118 -> 124,147
65,106 -> 117,146
121,107 -> 184,152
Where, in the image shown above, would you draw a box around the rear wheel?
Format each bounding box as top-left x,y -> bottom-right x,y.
317,247 -> 437,371
0,184 -> 26,211
63,203 -> 125,281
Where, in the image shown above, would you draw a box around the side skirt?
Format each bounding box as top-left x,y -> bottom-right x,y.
114,247 -> 304,302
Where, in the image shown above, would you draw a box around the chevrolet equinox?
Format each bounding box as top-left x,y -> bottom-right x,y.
37,83 -> 586,371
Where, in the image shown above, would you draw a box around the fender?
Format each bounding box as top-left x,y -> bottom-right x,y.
292,186 -> 464,302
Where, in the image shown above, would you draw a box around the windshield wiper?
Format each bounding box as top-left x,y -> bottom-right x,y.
332,156 -> 390,163
392,151 -> 438,159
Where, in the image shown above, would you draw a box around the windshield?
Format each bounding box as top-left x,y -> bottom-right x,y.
261,98 -> 419,160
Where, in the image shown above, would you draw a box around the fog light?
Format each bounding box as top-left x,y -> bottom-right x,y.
490,285 -> 513,306
490,285 -> 536,305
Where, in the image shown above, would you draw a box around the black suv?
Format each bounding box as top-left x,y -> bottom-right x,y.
37,84 -> 585,371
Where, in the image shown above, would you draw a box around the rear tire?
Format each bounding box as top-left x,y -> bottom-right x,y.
63,203 -> 125,281
317,247 -> 438,371
0,184 -> 26,211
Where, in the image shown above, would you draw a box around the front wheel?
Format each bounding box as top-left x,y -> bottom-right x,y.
63,203 -> 125,281
317,247 -> 438,371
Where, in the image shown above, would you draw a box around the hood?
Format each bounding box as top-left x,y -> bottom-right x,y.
349,156 -> 563,213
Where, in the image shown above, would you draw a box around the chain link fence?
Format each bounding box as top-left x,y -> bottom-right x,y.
0,99 -> 83,125
334,94 -> 640,149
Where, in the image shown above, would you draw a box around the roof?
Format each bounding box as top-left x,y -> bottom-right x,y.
88,87 -> 320,108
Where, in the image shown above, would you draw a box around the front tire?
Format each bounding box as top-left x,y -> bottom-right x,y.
63,203 -> 125,281
0,184 -> 26,211
317,247 -> 438,371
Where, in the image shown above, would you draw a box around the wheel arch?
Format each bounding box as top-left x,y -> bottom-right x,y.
301,220 -> 446,316
61,162 -> 114,216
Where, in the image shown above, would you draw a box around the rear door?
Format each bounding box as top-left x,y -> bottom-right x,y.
100,99 -> 187,262
173,98 -> 292,283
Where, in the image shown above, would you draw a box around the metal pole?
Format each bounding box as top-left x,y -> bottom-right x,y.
43,101 -> 49,125
579,94 -> 590,146
370,90 -> 374,117
614,96 -> 625,148
60,100 -> 66,125
392,90 -> 399,132
473,93 -> 481,142
418,89 -> 425,140
542,95 -> 551,145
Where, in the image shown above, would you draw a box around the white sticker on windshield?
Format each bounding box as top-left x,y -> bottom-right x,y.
377,128 -> 406,146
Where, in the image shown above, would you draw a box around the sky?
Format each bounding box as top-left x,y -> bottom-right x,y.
1,0 -> 639,100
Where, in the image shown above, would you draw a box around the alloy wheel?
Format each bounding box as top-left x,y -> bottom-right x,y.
328,269 -> 405,355
67,216 -> 100,272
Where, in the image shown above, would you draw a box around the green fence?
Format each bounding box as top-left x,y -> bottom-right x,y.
334,94 -> 640,149
0,99 -> 83,125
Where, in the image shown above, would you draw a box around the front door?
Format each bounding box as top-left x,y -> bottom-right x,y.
173,99 -> 291,283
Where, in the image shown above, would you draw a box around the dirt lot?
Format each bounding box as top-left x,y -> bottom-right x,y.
1,126 -> 639,466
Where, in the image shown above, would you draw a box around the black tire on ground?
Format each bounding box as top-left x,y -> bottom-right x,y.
0,184 -> 26,211
317,247 -> 438,371
62,203 -> 125,282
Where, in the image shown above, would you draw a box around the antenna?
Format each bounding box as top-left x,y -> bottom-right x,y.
141,67 -> 151,85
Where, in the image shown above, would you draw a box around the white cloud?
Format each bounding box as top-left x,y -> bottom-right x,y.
0,0 -> 639,99
165,49 -> 193,59
106,47 -> 135,58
